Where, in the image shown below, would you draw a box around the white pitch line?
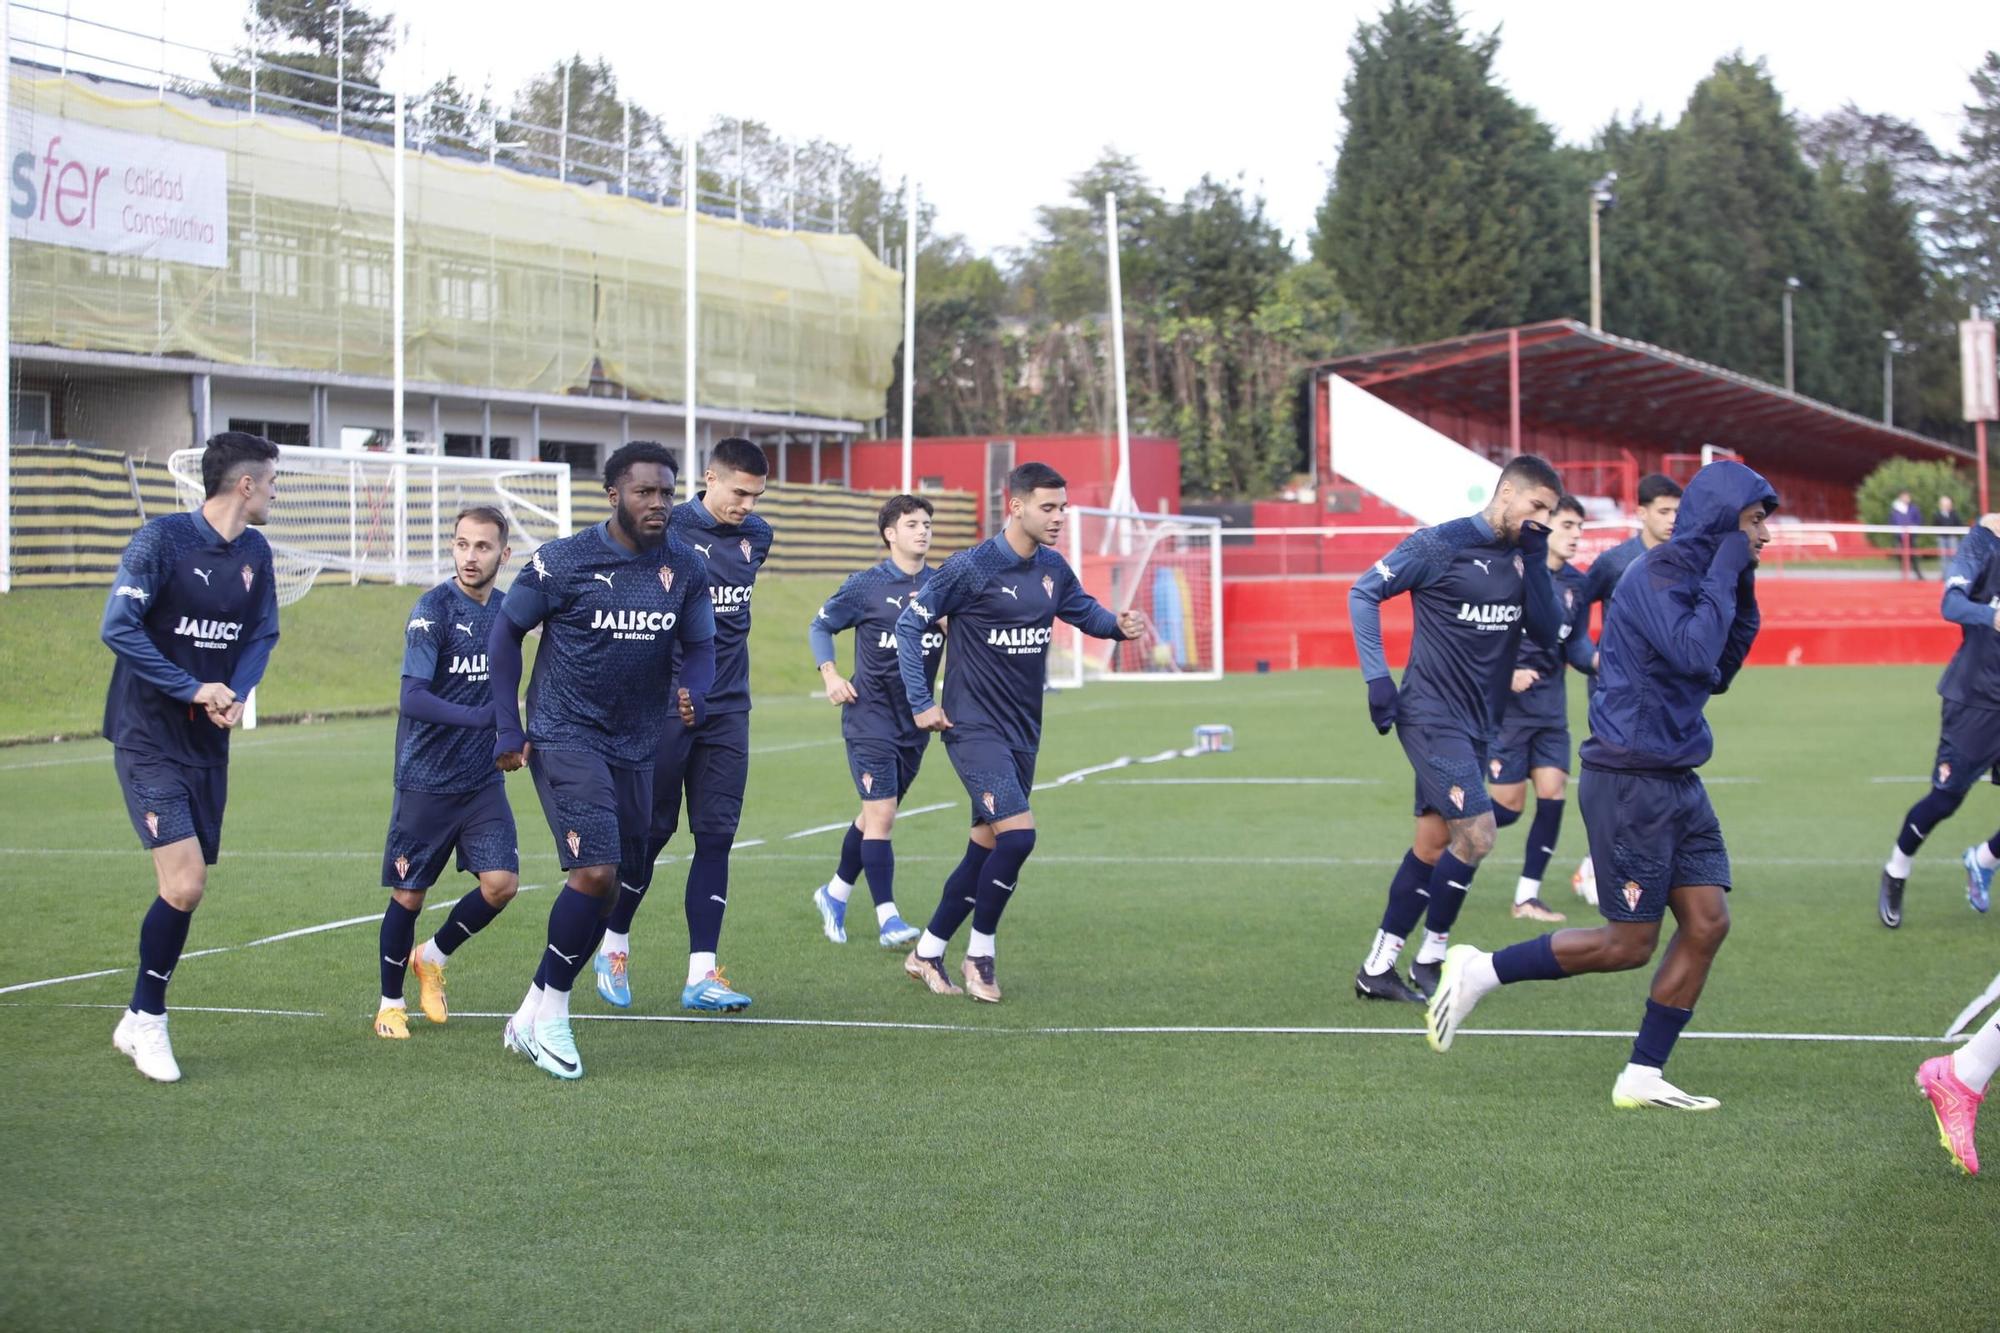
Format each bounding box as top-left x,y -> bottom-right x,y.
0,886 -> 544,996
20,1004 -> 1951,1046
1,1001 -> 327,1017
1102,777 -> 1383,786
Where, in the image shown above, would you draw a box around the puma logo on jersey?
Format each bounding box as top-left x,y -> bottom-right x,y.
592,572 -> 616,589
694,542 -> 713,557
885,595 -> 905,608
191,567 -> 212,585
1471,558 -> 1492,574
455,622 -> 472,636
1000,584 -> 1019,598
116,585 -> 148,602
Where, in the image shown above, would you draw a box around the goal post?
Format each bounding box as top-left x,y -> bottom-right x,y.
1048,506 -> 1223,687
166,445 -> 573,607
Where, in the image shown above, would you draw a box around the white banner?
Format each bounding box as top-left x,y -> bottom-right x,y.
8,115 -> 228,268
1325,373 -> 1502,526
1963,319 -> 1998,423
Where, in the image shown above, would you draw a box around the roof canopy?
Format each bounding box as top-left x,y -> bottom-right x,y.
1315,321 -> 1965,476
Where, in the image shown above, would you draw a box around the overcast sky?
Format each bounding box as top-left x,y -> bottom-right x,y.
37,0 -> 1998,256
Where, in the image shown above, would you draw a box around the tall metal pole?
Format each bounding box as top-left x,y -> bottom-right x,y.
335,1 -> 345,136
683,126 -> 699,486
392,87 -> 408,583
901,177 -> 917,493
1,0 -> 12,592
1782,277 -> 1799,394
557,58 -> 569,182
1105,192 -> 1134,515
1981,419 -> 1990,515
1883,332 -> 1896,425
1588,198 -> 1602,332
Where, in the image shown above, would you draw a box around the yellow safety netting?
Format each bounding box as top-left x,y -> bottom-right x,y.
8,72 -> 903,421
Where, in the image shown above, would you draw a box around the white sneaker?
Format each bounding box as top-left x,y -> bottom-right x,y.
502,1015 -> 537,1061
1611,1063 -> 1720,1111
113,1009 -> 182,1083
1424,944 -> 1489,1053
1572,856 -> 1598,905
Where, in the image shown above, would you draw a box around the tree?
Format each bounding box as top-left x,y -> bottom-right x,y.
210,0 -> 396,122
1939,51 -> 2000,319
1313,0 -> 1566,343
508,56 -> 674,188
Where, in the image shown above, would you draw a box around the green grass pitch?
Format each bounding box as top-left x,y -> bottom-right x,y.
2,658 -> 1997,1328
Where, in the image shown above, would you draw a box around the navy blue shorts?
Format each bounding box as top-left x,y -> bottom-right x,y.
1397,723 -> 1493,820
528,747 -> 653,872
847,735 -> 929,802
1930,700 -> 2000,795
1578,765 -> 1732,924
114,749 -> 227,866
617,710 -> 752,890
944,736 -> 1037,825
1488,720 -> 1572,785
381,783 -> 519,890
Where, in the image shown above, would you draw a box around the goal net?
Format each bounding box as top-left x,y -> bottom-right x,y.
166,445 -> 573,607
1047,507 -> 1223,688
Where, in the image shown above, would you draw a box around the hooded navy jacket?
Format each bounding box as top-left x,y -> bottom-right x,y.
1579,461 -> 1778,773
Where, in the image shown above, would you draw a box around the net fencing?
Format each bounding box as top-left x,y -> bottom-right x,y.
1048,506 -> 1222,688
166,444 -> 570,606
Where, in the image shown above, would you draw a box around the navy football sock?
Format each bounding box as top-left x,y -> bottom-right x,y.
1631,997 -> 1694,1070
434,887 -> 503,957
1492,934 -> 1568,984
540,885 -> 601,993
684,833 -> 732,955
859,838 -> 896,908
606,883 -> 645,934
131,896 -> 193,1015
836,824 -> 865,887
1988,830 -> 2000,859
378,898 -> 419,1001
1898,788 -> 1966,856
1492,803 -> 1522,829
970,830 -> 1037,935
925,840 -> 988,943
1422,851 -> 1479,935
1522,799 -> 1565,882
1379,850 -> 1433,937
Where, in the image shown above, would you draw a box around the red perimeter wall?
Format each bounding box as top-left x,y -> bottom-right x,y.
1224,576 -> 1955,673
849,435 -> 1181,533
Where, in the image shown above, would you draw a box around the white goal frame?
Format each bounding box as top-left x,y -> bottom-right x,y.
1048,506 -> 1224,688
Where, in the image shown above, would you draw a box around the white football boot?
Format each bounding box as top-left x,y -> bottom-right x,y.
113,1009 -> 182,1083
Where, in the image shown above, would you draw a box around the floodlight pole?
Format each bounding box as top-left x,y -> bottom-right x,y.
1883,331 -> 1897,426
683,125 -> 699,485
1588,198 -> 1603,332
392,87 -> 408,584
901,176 -> 916,493
1106,192 -> 1134,516
1782,276 -> 1800,394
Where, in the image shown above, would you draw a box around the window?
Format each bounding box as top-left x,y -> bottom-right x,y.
539,439 -> 600,474
443,434 -> 517,459
10,390 -> 52,444
228,418 -> 311,447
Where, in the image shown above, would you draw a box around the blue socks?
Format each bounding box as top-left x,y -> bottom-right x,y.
1492,933 -> 1568,984
683,833 -> 732,955
971,829 -> 1037,935
541,884 -> 601,992
1522,799 -> 1565,882
924,840 -> 988,943
132,896 -> 193,1015
860,838 -> 896,908
1379,849 -> 1432,937
836,824 -> 865,888
435,887 -> 503,957
1423,851 -> 1479,936
1631,997 -> 1694,1070
1492,803 -> 1522,829
378,898 -> 419,1001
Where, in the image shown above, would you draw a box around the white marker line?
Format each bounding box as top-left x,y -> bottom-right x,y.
13,1003 -> 1952,1046
783,802 -> 953,840
1868,776 -> 1928,784
748,737 -> 844,756
2,1001 -> 326,1017
1102,777 -> 1383,786
0,886 -> 545,996
732,839 -> 766,850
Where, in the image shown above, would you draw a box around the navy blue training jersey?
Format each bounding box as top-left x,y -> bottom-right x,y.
809,558 -> 945,744
1349,513 -> 1529,738
895,535 -> 1122,751
1580,534 -> 1645,622
1504,563 -> 1595,727
501,523 -> 715,766
100,510 -> 279,767
1939,522 -> 2000,709
396,580 -> 504,793
669,497 -> 773,716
